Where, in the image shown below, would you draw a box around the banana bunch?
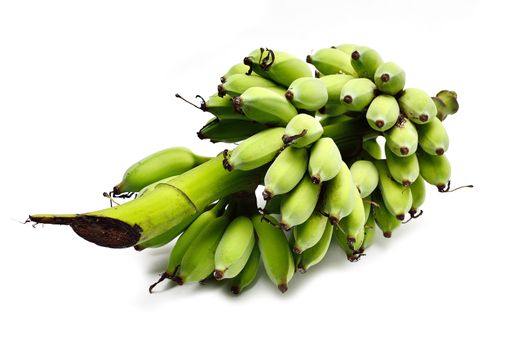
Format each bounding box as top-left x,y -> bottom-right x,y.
30,44 -> 469,296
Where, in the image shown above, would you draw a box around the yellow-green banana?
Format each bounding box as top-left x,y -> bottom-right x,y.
306,48 -> 357,76
322,162 -> 356,225
197,118 -> 267,143
297,221 -> 333,272
220,62 -> 252,83
340,78 -> 377,111
366,94 -> 400,131
230,244 -> 260,295
417,151 -> 451,191
373,196 -> 400,238
285,77 -> 328,111
374,62 -> 406,95
385,144 -> 419,186
308,137 -> 342,184
385,116 -> 418,157
333,43 -> 358,56
218,73 -> 278,97
398,88 -> 437,124
319,74 -> 354,103
223,127 -> 285,171
200,94 -> 248,121
233,86 -> 297,125
375,161 -> 412,220
339,181 -> 365,246
113,147 -> 210,195
361,210 -> 376,249
409,175 -> 426,217
417,116 -> 449,155
263,146 -> 308,200
252,215 -> 295,293
292,211 -> 328,254
362,138 -> 383,160
280,174 -> 321,230
436,90 -> 459,116
282,113 -> 323,147
350,46 -> 383,79
350,160 -> 379,198
244,48 -> 312,87
334,226 -> 364,261
214,216 -> 255,280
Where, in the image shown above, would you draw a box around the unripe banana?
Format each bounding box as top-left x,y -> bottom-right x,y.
244,48 -> 312,87
306,48 -> 357,76
409,175 -> 426,216
340,78 -> 377,111
230,244 -> 260,295
318,103 -> 349,117
197,118 -> 267,143
375,161 -> 412,220
373,197 -> 400,238
363,196 -> 372,220
322,162 -> 356,225
175,214 -> 230,285
252,215 -> 295,293
282,113 -> 323,147
319,115 -> 351,127
221,62 -> 252,83
201,94 -> 248,121
280,174 -> 321,230
263,193 -> 283,215
417,151 -> 451,191
385,144 -> 419,186
374,62 -> 406,95
297,221 -> 333,272
334,226 -> 364,261
233,86 -> 297,126
436,90 -> 459,115
292,211 -> 328,254
263,146 -> 308,200
362,138 -> 383,160
366,94 -> 400,131
398,88 -> 437,124
333,43 -> 359,56
339,181 -> 365,246
285,77 -> 328,111
218,73 -> 278,97
223,127 -> 285,171
349,160 -> 379,198
113,147 -> 210,194
385,116 -> 419,157
308,137 -> 342,184
349,46 -> 383,79
319,74 -> 354,104
361,210 -> 376,250
214,216 -> 255,280
417,116 -> 449,155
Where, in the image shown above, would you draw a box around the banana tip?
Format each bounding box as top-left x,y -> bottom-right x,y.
213,269 -> 224,280
174,276 -> 184,285
383,231 -> 392,238
231,286 -> 241,295
278,283 -> 288,293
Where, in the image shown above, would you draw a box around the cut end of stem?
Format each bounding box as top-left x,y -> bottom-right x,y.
380,73 -> 390,82
343,95 -> 353,104
285,90 -> 294,101
351,51 -> 360,60
310,175 -> 321,184
419,114 -> 429,122
399,147 -> 409,156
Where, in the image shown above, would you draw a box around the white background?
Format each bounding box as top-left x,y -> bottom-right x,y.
1,0 -> 527,349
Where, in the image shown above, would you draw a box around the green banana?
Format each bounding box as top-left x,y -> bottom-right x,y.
176,94 -> 247,121
319,115 -> 351,127
297,221 -> 333,272
350,160 -> 379,198
214,216 -> 255,280
282,113 -> 323,147
366,94 -> 400,131
252,215 -> 295,293
280,174 -> 321,230
318,103 -> 349,117
220,62 -> 253,82
409,175 -> 426,217
175,213 -> 230,284
398,88 -> 437,124
363,196 -> 372,220
306,48 -> 357,76
435,90 -> 459,116
292,211 -> 328,254
263,193 -> 283,215
373,196 -> 400,238
361,210 -> 376,249
285,77 -> 329,111
233,86 -> 298,125
322,162 -> 356,225
417,151 -> 451,191
197,118 -> 267,143
339,181 -> 365,246
308,137 -> 342,184
334,226 -> 364,261
385,116 -> 419,157
375,161 -> 412,220
230,244 -> 260,295
244,48 -> 312,87
263,146 -> 308,200
350,46 -> 383,79
417,116 -> 449,155
385,144 -> 419,186
340,78 -> 377,111
333,43 -> 358,56
223,127 -> 285,171
362,138 -> 383,160
374,62 -> 406,95
319,74 -> 354,103
113,147 -> 210,195
218,73 -> 278,97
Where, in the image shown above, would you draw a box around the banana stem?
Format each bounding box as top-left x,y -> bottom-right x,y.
29,156 -> 262,249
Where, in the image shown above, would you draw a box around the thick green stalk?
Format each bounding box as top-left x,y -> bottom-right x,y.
30,156 -> 262,249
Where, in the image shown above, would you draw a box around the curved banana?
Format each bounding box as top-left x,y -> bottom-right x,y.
417,116 -> 449,155
200,94 -> 248,121
385,116 -> 419,157
322,162 -> 356,225
340,78 -> 377,111
350,46 -> 383,79
292,211 -> 328,254
218,73 -> 277,97
385,144 -> 419,186
308,137 -> 342,184
362,138 -> 383,160
333,43 -> 359,56
375,160 -> 412,220
223,127 -> 285,171
339,181 -> 365,246
374,62 -> 406,95
319,74 -> 354,103
409,175 -> 426,217
373,196 -> 400,238
285,77 -> 329,111
417,151 -> 451,191
350,160 -> 379,198
280,174 -> 321,230
398,88 -> 437,124
220,62 -> 252,83
361,210 -> 376,250
366,94 -> 400,131
233,86 -> 298,125
334,226 -> 364,261
198,118 -> 268,143
282,113 -> 323,147
306,48 -> 357,76
214,216 -> 255,280
252,215 -> 295,293
436,90 -> 459,116
297,221 -> 333,272
263,146 -> 307,200
230,244 -> 260,295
